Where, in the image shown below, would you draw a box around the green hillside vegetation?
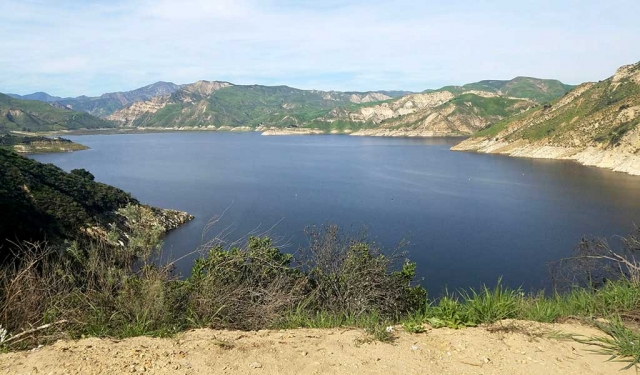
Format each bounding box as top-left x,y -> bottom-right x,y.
474,62 -> 640,147
0,134 -> 88,153
447,94 -> 528,118
0,93 -> 114,132
498,77 -> 574,103
0,149 -> 135,256
435,77 -> 574,104
128,85 -> 363,128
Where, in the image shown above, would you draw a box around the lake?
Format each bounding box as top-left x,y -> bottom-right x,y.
30,132 -> 640,294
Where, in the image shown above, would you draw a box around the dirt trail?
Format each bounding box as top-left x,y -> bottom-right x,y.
0,320 -> 631,374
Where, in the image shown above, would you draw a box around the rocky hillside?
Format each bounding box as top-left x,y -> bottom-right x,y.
346,93 -> 535,137
452,61 -> 640,175
0,149 -> 192,259
0,93 -> 114,132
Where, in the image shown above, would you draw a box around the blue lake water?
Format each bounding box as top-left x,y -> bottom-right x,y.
30,132 -> 640,294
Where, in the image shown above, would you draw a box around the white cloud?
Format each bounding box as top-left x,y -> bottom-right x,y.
143,0 -> 252,21
1,0 -> 639,96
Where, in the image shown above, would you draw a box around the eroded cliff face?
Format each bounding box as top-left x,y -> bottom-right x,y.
347,92 -> 392,103
348,92 -> 533,137
452,62 -> 640,175
106,96 -> 169,125
107,81 -> 232,126
340,91 -> 457,124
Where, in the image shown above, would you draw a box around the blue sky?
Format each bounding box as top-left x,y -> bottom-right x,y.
1,0 -> 639,97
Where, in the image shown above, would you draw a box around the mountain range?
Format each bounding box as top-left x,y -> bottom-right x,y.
2,76 -> 574,135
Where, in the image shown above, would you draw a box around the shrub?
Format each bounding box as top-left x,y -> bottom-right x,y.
185,236 -> 308,330
299,225 -> 426,318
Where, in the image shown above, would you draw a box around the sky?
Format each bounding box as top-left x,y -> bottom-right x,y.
1,0 -> 639,97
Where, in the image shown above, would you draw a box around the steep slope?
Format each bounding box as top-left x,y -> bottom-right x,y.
0,149 -> 135,252
0,93 -> 114,132
0,149 -> 192,259
346,93 -> 535,137
453,61 -> 640,175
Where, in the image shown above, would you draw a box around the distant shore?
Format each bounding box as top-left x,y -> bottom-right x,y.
15,127 -> 471,139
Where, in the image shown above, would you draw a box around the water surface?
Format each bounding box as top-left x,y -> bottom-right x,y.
31,132 -> 640,293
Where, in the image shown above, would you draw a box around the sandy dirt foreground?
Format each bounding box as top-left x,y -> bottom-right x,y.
0,320 -> 632,374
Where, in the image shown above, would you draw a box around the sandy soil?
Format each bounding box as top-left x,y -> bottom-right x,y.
0,320 -> 631,374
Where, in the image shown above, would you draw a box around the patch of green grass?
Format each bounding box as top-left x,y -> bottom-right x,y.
460,279 -> 521,324
402,312 -> 426,333
574,318 -> 640,370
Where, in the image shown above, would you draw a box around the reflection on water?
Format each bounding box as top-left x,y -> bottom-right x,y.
30,132 -> 640,294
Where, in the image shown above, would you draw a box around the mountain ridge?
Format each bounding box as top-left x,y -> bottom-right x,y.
104,77 -> 572,134
2,76 -> 575,136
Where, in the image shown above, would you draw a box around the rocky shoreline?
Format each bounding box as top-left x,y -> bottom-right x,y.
452,138 -> 640,176
351,128 -> 466,137
148,207 -> 195,232
82,204 -> 194,248
261,128 -> 326,135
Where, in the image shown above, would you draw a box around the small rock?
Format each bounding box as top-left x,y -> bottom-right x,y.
249,362 -> 262,369
411,345 -> 419,351
301,351 -> 308,356
483,357 -> 491,363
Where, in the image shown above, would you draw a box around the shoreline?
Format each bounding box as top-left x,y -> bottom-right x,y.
15,128 -> 638,176
20,127 -> 471,139
452,137 -> 640,176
